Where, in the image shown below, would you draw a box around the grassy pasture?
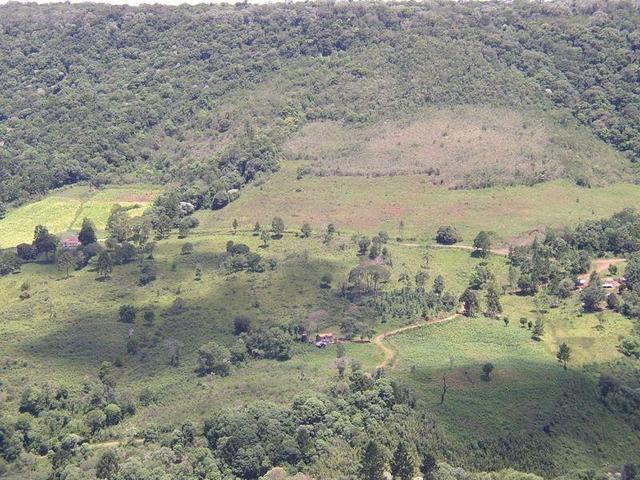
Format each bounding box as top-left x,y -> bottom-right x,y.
0,184 -> 159,247
197,161 -> 640,246
386,315 -> 639,471
2,190 -> 639,471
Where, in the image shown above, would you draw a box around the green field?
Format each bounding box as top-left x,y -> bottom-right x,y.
386,315 -> 639,471
198,161 -> 640,246
0,185 -> 160,247
2,178 -> 640,477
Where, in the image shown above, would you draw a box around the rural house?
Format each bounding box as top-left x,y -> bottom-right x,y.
61,235 -> 81,249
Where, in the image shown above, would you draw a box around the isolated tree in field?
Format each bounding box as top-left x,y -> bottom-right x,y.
531,319 -> 545,341
232,218 -> 239,234
178,219 -> 190,239
415,270 -> 428,291
358,236 -> 371,256
433,275 -> 445,295
96,449 -> 120,479
481,362 -> 494,381
271,216 -> 285,238
460,289 -> 479,317
320,272 -> 333,288
195,263 -> 203,281
323,223 -> 336,244
96,251 -> 113,279
197,341 -> 231,376
58,251 -> 75,279
181,242 -> 193,255
260,229 -> 270,247
234,315 -> 252,335
359,440 -> 386,480
301,223 -> 312,238
435,225 -> 461,245
556,342 -> 571,370
390,441 -> 414,480
473,231 -> 492,257
398,220 -> 405,239
485,283 -> 502,318
119,304 -> 136,324
143,310 -> 155,326
78,218 -> 97,246
106,206 -> 130,242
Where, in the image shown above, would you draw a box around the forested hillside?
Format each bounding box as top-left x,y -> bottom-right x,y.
1,0 -> 639,205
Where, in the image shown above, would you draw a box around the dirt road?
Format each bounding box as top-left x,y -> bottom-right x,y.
578,258 -> 625,285
374,312 -> 461,370
400,242 -> 509,256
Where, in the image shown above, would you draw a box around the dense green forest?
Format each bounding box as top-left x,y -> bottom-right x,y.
1,0 -> 639,206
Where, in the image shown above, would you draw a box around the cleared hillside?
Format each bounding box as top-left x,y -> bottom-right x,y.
286,107 -> 631,188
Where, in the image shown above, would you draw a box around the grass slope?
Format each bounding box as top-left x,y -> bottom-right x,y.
0,184 -> 159,247
285,106 -> 631,188
387,315 -> 639,473
197,161 -> 640,246
1,197 -> 639,474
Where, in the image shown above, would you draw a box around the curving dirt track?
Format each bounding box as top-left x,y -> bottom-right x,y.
374,312 -> 461,370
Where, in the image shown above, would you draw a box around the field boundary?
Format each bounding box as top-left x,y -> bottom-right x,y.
374,312 -> 461,370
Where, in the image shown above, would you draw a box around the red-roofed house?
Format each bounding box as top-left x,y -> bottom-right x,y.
62,236 -> 81,249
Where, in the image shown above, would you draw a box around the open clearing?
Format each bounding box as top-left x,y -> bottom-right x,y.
387,313 -> 638,470
0,184 -> 160,246
284,106 -> 631,188
197,161 -> 640,246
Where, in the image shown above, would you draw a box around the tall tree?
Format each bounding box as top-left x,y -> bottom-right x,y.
96,449 -> 120,479
473,230 -> 492,257
271,217 -> 285,238
556,342 -> 571,370
58,251 -> 75,279
419,451 -> 437,480
78,218 -> 97,246
359,440 -> 386,480
390,441 -> 414,480
106,206 -> 130,242
97,251 -> 113,279
531,319 -> 545,341
33,225 -> 58,260
580,272 -> 604,312
485,283 -> 502,318
459,289 -> 479,317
